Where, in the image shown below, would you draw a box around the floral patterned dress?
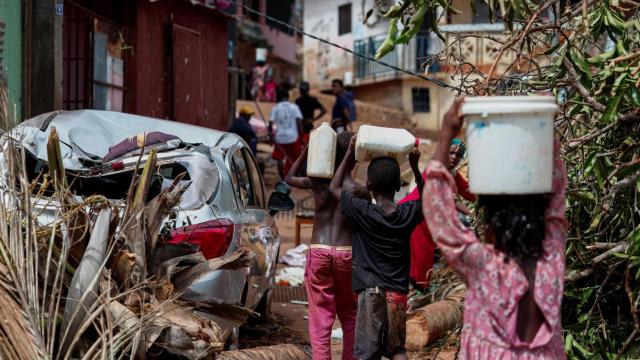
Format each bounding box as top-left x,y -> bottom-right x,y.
422,142 -> 567,359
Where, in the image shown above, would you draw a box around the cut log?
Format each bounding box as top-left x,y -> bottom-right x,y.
217,344 -> 312,360
405,292 -> 465,351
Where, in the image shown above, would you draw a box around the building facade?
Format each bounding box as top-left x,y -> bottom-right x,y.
302,0 -> 514,130
4,0 -> 233,131
232,0 -> 302,101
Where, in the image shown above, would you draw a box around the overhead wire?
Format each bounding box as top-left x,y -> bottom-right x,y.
228,0 -> 468,93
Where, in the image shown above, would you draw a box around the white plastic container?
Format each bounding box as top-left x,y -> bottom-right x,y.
461,96 -> 558,194
307,122 -> 337,178
355,125 -> 418,162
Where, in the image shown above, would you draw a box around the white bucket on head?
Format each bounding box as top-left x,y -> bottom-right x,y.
256,48 -> 268,62
461,96 -> 558,195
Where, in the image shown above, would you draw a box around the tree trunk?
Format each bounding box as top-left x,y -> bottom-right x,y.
405,292 -> 465,351
217,344 -> 312,360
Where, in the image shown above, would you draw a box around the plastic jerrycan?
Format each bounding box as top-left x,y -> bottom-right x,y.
307,122 -> 337,178
355,125 -> 418,162
461,95 -> 558,194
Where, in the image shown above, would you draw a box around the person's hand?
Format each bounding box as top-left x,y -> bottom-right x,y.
443,97 -> 465,135
409,148 -> 421,168
348,134 -> 357,153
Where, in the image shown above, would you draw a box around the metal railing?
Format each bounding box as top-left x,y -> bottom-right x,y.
354,36 -> 398,79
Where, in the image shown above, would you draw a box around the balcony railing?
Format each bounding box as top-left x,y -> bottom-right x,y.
354,36 -> 398,79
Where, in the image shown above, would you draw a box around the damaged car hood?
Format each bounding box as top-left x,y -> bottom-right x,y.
6,110 -> 239,171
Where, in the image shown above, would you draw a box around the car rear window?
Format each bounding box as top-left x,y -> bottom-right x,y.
27,151 -> 219,210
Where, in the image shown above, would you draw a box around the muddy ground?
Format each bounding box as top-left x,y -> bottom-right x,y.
236,143 -> 459,359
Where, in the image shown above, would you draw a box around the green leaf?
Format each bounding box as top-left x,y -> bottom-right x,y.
570,49 -> 592,80
565,332 -> 574,353
601,93 -> 623,122
631,88 -> 640,107
588,48 -> 615,63
588,212 -> 603,232
584,152 -> 598,176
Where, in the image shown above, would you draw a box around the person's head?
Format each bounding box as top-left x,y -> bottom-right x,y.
367,157 -> 401,198
335,131 -> 354,168
478,195 -> 549,263
299,81 -> 310,96
331,79 -> 344,96
448,138 -> 466,169
239,105 -> 255,120
276,86 -> 289,102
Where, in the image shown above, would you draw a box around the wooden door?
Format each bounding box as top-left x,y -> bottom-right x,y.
172,24 -> 203,125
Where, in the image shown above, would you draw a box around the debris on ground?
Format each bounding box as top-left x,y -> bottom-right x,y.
0,135 -> 254,359
276,267 -> 306,286
218,344 -> 312,360
279,244 -> 309,267
331,328 -> 343,340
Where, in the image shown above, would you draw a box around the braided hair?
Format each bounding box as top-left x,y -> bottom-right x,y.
478,195 -> 549,263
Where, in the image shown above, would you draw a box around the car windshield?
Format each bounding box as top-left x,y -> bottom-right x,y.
26,150 -> 219,210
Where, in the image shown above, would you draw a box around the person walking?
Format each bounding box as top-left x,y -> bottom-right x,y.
229,105 -> 258,155
331,79 -> 351,133
270,87 -> 303,179
423,98 -> 567,359
285,132 -> 369,360
295,81 -> 327,144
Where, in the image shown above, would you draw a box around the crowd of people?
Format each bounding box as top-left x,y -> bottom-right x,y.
231,77 -> 568,359
230,79 -> 358,179
284,98 -> 568,360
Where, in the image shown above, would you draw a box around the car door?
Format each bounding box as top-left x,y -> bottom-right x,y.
227,145 -> 278,309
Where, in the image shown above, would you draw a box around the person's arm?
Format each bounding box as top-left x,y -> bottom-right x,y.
542,139 -> 568,263
268,108 -> 276,142
313,100 -> 327,121
330,135 -> 357,199
294,105 -> 304,136
285,146 -> 313,189
434,98 -> 465,166
409,148 -> 424,198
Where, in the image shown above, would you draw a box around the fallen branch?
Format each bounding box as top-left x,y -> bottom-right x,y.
217,344 -> 312,360
565,243 -> 629,282
405,291 -> 465,351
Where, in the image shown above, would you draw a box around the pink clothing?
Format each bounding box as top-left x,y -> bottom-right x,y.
422,142 -> 567,359
305,247 -> 357,360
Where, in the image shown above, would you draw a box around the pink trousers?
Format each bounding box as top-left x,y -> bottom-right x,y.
305,247 -> 357,360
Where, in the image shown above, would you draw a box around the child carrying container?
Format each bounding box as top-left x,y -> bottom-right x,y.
285,131 -> 369,360
423,98 -> 567,359
330,135 -> 424,360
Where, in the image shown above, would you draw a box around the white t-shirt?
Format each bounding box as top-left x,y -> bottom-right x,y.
270,101 -> 302,144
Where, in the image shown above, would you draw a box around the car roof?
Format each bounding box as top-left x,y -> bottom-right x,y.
9,110 -> 244,171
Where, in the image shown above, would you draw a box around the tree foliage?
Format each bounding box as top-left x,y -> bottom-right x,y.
374,0 -> 640,357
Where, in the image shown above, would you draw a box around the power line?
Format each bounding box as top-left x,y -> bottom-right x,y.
229,0 -> 466,93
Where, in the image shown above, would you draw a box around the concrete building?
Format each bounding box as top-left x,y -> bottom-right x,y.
302,0 -> 514,131
232,0 -> 302,100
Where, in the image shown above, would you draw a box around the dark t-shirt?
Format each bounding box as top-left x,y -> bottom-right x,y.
229,117 -> 257,154
296,95 -> 323,132
340,191 -> 423,293
332,95 -> 350,124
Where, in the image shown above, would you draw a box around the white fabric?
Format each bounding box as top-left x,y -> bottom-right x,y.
270,101 -> 302,145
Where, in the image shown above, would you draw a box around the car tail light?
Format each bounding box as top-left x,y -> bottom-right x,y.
164,219 -> 234,259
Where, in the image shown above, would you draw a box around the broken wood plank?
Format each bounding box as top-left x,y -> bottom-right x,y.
217,344 -> 312,360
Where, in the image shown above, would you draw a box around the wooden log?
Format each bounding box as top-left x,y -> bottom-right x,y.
217,344 -> 312,360
405,292 -> 465,351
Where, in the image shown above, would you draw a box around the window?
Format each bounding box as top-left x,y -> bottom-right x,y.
412,88 -> 430,113
243,0 -> 261,23
338,3 -> 352,35
472,0 -> 491,24
266,0 -> 295,35
244,149 -> 265,208
93,31 -> 124,111
231,149 -> 257,207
